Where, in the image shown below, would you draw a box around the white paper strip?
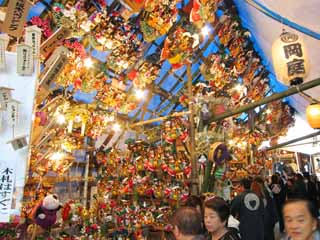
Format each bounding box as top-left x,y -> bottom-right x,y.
0,164 -> 15,222
16,43 -> 33,75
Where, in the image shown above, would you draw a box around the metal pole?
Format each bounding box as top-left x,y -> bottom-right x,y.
211,77 -> 320,122
187,63 -> 198,195
265,131 -> 320,151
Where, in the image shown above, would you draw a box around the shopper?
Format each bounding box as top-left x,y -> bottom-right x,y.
282,199 -> 320,240
204,196 -> 240,240
171,207 -> 204,240
290,173 -> 308,199
231,178 -> 264,240
270,174 -> 286,232
253,176 -> 278,240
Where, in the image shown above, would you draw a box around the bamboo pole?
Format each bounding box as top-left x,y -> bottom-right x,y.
265,131 -> 320,151
211,77 -> 320,122
187,63 -> 198,195
130,111 -> 190,127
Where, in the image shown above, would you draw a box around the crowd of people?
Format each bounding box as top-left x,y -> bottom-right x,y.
143,172 -> 320,240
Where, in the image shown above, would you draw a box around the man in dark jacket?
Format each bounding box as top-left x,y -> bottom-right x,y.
231,178 -> 264,240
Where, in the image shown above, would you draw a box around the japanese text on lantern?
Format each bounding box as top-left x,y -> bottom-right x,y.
283,43 -> 305,77
0,167 -> 14,216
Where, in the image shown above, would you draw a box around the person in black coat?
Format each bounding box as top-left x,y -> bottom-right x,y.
231,178 -> 264,240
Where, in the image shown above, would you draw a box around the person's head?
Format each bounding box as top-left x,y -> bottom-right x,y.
251,180 -> 265,199
203,197 -> 229,234
171,207 -> 203,240
239,178 -> 251,191
184,196 -> 203,215
295,173 -> 304,181
283,199 -> 318,240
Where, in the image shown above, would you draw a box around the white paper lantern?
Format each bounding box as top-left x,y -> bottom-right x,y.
272,31 -> 309,86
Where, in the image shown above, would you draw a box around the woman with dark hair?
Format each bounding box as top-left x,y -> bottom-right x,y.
204,197 -> 241,240
270,174 -> 286,233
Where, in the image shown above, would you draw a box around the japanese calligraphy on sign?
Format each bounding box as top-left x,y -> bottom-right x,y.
272,31 -> 309,86
0,87 -> 13,110
0,166 -> 15,222
0,34 -> 9,70
40,27 -> 70,58
17,43 -> 33,75
0,0 -> 33,37
39,54 -> 68,91
25,25 -> 42,57
7,99 -> 20,127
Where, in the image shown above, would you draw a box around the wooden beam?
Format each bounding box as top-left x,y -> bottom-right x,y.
211,77 -> 320,122
265,131 -> 320,151
130,111 -> 190,127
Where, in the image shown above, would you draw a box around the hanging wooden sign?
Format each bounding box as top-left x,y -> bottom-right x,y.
7,99 -> 20,127
25,25 -> 42,57
0,34 -> 9,70
0,0 -> 33,38
39,53 -> 68,91
0,87 -> 13,110
45,46 -> 69,67
40,26 -> 70,58
7,135 -> 28,150
16,43 -> 33,75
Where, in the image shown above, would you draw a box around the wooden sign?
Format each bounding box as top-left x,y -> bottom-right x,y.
40,26 -> 70,58
0,87 -> 13,110
0,34 -> 9,70
25,25 -> 42,57
45,46 -> 69,67
39,54 -> 68,91
7,135 -> 28,150
0,0 -> 33,37
16,43 -> 33,75
7,99 -> 20,127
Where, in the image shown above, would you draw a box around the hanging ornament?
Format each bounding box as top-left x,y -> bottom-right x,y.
306,103 -> 320,129
16,43 -> 33,75
25,25 -> 42,58
0,0 -> 33,37
7,99 -> 20,128
272,30 -> 309,86
7,135 -> 28,151
40,26 -> 70,58
0,33 -> 9,70
0,87 -> 13,110
39,53 -> 68,91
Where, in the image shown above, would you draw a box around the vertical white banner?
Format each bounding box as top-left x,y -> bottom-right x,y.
0,52 -> 37,222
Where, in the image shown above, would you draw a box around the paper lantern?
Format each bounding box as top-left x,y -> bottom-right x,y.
272,31 -> 309,86
306,103 -> 320,129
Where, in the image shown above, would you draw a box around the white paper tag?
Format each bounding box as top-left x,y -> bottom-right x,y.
25,25 -> 42,57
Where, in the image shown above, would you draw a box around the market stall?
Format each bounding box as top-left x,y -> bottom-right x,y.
0,0 -> 319,239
